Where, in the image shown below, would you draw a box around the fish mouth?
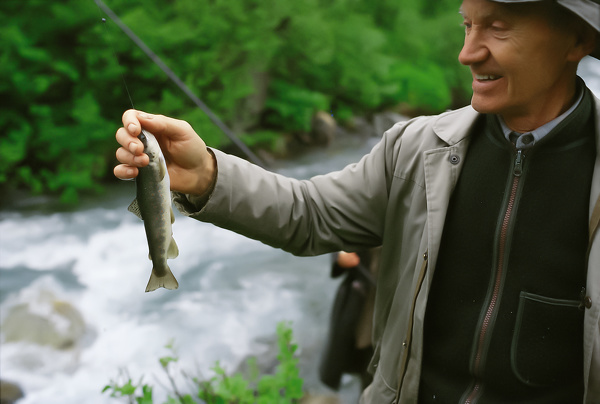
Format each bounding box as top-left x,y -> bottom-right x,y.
474,73 -> 502,81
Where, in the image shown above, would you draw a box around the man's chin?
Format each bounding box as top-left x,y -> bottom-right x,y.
470,96 -> 502,115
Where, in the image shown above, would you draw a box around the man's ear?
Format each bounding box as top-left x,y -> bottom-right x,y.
567,24 -> 597,62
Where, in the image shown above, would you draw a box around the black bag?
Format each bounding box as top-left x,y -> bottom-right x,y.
319,252 -> 375,390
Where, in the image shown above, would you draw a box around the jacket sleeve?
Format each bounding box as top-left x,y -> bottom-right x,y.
173,126 -> 406,257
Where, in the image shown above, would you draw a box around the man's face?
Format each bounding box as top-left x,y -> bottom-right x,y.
459,0 -> 579,130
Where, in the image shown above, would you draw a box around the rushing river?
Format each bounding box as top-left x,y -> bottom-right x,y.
1,57 -> 599,404
0,131 -> 380,404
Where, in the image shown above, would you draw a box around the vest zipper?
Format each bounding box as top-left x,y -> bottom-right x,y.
462,149 -> 526,403
513,150 -> 524,176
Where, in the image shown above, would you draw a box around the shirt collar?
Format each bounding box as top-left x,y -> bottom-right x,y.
498,85 -> 584,147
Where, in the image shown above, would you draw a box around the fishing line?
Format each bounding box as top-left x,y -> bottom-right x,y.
94,5 -> 136,110
93,0 -> 268,169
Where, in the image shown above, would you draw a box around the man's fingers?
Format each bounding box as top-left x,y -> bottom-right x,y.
123,110 -> 161,136
151,115 -> 194,139
122,109 -> 142,135
114,164 -> 138,180
115,127 -> 145,155
122,110 -> 199,153
135,111 -> 195,140
337,252 -> 361,268
116,147 -> 149,167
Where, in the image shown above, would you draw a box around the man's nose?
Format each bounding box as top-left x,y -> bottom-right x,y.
458,29 -> 489,66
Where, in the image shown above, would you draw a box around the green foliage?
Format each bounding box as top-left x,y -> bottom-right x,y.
103,375 -> 153,404
239,130 -> 285,156
103,322 -> 303,404
1,0 -> 469,203
0,0 -> 132,203
265,81 -> 329,132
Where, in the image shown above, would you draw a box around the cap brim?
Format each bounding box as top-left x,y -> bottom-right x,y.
558,0 -> 600,59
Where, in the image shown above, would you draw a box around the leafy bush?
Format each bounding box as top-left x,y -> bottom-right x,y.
1,0 -> 469,203
102,322 -> 303,404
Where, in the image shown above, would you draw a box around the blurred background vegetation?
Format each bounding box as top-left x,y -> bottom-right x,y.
1,0 -> 470,204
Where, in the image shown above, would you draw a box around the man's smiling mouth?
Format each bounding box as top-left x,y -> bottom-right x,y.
475,74 -> 502,81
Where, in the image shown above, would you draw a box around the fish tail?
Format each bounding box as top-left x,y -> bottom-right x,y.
145,266 -> 179,292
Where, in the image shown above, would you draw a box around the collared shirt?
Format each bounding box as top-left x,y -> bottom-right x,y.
497,86 -> 584,149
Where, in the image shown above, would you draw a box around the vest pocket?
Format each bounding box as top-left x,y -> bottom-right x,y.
510,291 -> 583,387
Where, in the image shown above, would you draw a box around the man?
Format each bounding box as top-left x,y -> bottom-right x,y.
114,0 -> 600,402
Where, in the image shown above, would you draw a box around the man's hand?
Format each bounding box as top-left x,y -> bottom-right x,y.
337,251 -> 360,268
114,109 -> 215,195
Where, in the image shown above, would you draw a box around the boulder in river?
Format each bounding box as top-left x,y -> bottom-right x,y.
0,379 -> 24,404
1,289 -> 87,350
311,110 -> 337,146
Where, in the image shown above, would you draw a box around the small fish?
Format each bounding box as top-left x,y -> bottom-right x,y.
128,129 -> 179,292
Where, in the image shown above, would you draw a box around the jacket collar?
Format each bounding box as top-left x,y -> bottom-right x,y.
432,94 -> 600,219
433,91 -> 600,149
432,106 -> 479,146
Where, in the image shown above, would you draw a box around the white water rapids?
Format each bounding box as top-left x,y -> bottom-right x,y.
0,132 -> 379,404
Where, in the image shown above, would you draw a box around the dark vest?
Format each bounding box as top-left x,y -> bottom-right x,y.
419,86 -> 596,403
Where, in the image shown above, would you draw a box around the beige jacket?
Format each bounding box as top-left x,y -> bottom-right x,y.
175,98 -> 600,403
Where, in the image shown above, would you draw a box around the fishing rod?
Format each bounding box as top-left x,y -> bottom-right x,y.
94,0 -> 267,169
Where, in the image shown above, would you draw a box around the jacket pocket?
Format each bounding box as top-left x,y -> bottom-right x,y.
510,291 -> 583,387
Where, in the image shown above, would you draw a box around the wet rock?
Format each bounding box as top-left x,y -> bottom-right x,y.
311,111 -> 337,146
1,290 -> 87,350
344,116 -> 377,138
373,112 -> 410,137
234,335 -> 279,377
0,380 -> 24,404
232,71 -> 271,134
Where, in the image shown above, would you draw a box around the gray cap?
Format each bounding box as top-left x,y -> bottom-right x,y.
491,0 -> 600,58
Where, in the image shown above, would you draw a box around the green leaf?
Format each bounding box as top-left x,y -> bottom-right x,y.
135,384 -> 153,404
160,356 -> 178,369
180,394 -> 196,404
119,379 -> 137,396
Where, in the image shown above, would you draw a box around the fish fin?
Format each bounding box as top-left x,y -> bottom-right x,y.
128,199 -> 143,220
167,237 -> 179,259
145,266 -> 179,292
170,207 -> 175,224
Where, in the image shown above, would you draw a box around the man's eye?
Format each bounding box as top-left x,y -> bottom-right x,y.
491,24 -> 510,38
